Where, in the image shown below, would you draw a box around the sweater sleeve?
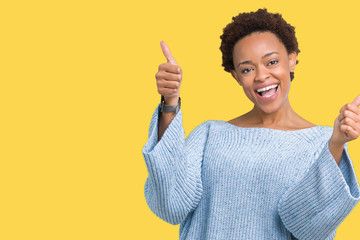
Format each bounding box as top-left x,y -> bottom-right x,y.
142,103 -> 210,225
278,140 -> 360,240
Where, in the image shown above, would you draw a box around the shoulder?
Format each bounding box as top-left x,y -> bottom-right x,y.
304,125 -> 333,155
314,125 -> 333,137
189,120 -> 229,134
186,120 -> 236,140
185,120 -> 228,146
299,125 -> 333,143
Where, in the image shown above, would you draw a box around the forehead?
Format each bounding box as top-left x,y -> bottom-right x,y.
233,31 -> 287,60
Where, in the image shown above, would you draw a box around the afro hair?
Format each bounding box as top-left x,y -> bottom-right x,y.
220,8 -> 300,81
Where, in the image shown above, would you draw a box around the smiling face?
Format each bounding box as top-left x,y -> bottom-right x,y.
231,31 -> 297,114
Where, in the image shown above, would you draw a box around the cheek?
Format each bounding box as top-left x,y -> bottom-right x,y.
272,64 -> 291,81
273,65 -> 288,76
241,82 -> 256,100
239,78 -> 251,90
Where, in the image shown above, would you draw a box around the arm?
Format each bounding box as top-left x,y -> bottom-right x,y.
156,41 -> 182,142
328,139 -> 344,165
158,95 -> 179,141
329,95 -> 360,165
142,104 -> 209,225
278,140 -> 360,240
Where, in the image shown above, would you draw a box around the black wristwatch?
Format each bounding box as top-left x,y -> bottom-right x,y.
159,95 -> 181,114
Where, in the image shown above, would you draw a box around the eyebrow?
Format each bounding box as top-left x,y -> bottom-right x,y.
236,51 -> 279,68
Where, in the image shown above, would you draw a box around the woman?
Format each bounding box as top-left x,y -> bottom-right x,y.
142,8 -> 360,240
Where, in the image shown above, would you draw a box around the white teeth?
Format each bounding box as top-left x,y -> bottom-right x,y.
256,84 -> 278,93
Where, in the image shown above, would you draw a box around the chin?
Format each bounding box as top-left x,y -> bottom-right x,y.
257,104 -> 280,114
250,87 -> 289,114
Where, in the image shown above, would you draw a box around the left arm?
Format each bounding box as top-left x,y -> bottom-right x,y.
278,140 -> 360,240
329,95 -> 360,165
328,140 -> 344,165
278,95 -> 360,240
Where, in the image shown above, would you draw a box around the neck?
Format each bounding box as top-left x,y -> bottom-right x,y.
248,99 -> 297,128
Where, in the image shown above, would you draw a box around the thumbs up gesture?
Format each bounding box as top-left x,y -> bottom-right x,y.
155,41 -> 182,105
330,95 -> 360,146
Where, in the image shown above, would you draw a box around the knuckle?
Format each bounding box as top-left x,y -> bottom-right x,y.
159,63 -> 166,70
157,72 -> 165,80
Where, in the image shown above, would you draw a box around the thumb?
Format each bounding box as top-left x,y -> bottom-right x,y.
352,95 -> 360,107
160,41 -> 178,65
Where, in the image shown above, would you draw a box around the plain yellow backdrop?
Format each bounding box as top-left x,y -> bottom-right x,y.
1,0 -> 359,239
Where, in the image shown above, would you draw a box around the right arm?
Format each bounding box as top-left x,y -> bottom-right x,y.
155,41 -> 182,141
158,110 -> 177,142
142,104 -> 209,225
142,41 -> 207,225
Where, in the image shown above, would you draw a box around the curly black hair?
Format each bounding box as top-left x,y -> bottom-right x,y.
220,8 -> 300,81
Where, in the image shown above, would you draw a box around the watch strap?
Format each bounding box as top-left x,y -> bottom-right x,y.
159,95 -> 181,114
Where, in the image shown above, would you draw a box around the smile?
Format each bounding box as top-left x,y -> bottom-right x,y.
255,84 -> 279,102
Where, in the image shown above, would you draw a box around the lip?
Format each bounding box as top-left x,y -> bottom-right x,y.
255,84 -> 280,103
254,82 -> 279,91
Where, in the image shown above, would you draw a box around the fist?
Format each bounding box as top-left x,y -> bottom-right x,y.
331,95 -> 360,145
155,41 -> 182,105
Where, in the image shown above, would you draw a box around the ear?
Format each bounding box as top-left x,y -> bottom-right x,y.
231,70 -> 242,86
288,52 -> 297,72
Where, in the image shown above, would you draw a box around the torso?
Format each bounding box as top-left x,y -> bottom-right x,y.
180,122 -> 332,239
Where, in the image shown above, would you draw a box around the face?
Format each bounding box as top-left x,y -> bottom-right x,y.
230,31 -> 297,114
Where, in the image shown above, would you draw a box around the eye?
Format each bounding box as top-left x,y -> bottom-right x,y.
241,68 -> 253,74
268,60 -> 279,66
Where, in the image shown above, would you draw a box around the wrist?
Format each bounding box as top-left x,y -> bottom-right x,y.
328,138 -> 345,165
160,95 -> 181,114
329,136 -> 345,149
163,96 -> 180,105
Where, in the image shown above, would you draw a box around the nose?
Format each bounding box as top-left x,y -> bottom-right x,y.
255,65 -> 270,82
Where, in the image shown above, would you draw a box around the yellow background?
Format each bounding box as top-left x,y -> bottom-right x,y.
1,0 -> 359,239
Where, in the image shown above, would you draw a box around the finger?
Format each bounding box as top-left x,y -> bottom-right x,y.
160,41 -> 178,65
340,102 -> 360,114
340,124 -> 359,140
340,103 -> 360,115
156,71 -> 182,82
158,87 -> 179,96
158,63 -> 181,74
341,117 -> 360,133
339,109 -> 360,123
158,79 -> 181,89
352,94 -> 360,107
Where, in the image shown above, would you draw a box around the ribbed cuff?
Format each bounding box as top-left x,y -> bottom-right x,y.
141,104 -> 203,225
143,103 -> 184,153
278,140 -> 360,240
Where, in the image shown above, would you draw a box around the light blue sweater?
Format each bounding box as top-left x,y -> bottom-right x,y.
142,104 -> 360,240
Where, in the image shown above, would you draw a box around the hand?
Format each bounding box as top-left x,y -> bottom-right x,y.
330,95 -> 360,146
155,41 -> 182,105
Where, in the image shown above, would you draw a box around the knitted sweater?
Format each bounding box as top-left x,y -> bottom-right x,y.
142,104 -> 360,240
